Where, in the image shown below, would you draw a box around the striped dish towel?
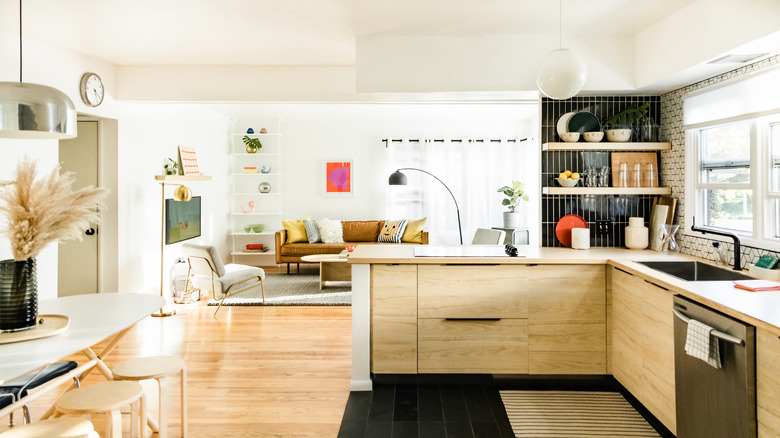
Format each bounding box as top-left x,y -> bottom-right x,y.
684,318 -> 722,368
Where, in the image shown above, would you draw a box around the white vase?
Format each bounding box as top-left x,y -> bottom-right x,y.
503,211 -> 521,228
625,217 -> 649,249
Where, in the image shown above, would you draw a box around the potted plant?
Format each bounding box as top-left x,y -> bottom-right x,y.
603,102 -> 650,142
242,136 -> 262,154
163,158 -> 178,175
497,180 -> 530,228
0,158 -> 108,332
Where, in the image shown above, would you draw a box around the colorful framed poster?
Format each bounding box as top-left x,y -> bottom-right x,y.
178,145 -> 200,176
323,160 -> 353,196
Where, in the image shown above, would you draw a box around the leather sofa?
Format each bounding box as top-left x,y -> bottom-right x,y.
275,220 -> 428,273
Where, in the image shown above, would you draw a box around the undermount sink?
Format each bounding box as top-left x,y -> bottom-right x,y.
636,261 -> 754,282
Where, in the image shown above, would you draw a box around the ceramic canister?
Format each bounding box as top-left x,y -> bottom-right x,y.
571,227 -> 590,250
626,217 -> 649,249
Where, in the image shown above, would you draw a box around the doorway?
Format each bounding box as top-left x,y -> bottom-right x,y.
58,121 -> 99,296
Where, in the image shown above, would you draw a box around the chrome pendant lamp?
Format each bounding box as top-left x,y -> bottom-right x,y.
536,0 -> 588,100
0,0 -> 76,139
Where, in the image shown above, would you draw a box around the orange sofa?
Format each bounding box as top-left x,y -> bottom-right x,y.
275,220 -> 428,273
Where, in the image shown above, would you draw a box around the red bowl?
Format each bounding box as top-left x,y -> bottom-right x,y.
345,246 -> 356,252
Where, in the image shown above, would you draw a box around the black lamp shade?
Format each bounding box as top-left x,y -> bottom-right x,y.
388,170 -> 407,185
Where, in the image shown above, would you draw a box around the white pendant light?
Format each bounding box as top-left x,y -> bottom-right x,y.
536,0 -> 588,100
0,0 -> 76,139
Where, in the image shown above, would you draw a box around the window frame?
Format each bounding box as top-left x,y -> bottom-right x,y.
685,113 -> 780,251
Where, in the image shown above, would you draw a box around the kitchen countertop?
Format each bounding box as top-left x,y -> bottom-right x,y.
348,245 -> 780,336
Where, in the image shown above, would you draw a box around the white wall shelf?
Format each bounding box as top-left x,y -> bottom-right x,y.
154,175 -> 213,181
542,142 -> 671,151
228,119 -> 283,266
543,187 -> 672,195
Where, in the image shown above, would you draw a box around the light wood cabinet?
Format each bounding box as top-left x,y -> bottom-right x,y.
418,318 -> 528,373
418,265 -> 528,318
370,264 -> 418,373
757,328 -> 780,437
527,265 -> 606,374
610,267 -> 676,434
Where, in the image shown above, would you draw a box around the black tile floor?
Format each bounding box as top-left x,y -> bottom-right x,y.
337,376 -> 674,438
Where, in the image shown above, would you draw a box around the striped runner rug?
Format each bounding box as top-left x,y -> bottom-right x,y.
499,390 -> 661,437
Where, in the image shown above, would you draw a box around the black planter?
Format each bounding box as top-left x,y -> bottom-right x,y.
0,259 -> 38,332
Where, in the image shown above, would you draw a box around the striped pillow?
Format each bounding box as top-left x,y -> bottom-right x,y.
303,219 -> 321,243
377,219 -> 408,243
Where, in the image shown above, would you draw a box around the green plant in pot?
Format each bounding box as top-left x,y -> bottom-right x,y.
242,135 -> 262,154
0,158 -> 108,332
603,102 -> 650,142
163,158 -> 178,175
497,180 -> 530,228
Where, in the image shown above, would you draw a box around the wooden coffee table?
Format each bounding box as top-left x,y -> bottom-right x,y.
301,254 -> 351,290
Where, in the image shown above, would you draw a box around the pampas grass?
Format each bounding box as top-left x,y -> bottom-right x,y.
0,157 -> 109,261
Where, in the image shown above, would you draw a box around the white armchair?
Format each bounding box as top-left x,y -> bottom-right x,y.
181,243 -> 265,315
471,228 -> 506,245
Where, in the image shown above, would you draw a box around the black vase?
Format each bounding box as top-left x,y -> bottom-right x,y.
0,259 -> 38,332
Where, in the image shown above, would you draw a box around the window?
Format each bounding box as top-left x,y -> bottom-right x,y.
684,67 -> 780,250
696,121 -> 752,232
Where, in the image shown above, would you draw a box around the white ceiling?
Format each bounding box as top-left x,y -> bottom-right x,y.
0,0 -> 698,66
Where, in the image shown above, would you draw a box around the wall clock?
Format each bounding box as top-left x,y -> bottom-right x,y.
79,72 -> 104,107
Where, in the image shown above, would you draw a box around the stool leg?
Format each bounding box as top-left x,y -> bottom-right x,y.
131,399 -> 139,438
158,376 -> 169,438
181,367 -> 188,438
140,392 -> 148,438
108,409 -> 122,438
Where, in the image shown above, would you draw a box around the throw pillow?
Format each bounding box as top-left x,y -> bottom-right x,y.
303,219 -> 321,243
378,219 -> 408,243
317,218 -> 343,243
401,217 -> 427,243
282,216 -> 310,244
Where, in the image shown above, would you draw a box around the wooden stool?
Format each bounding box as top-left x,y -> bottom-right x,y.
54,381 -> 146,438
0,417 -> 98,438
112,355 -> 187,438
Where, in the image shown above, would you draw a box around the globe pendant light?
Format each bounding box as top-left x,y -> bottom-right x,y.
536,0 -> 587,100
0,0 -> 77,139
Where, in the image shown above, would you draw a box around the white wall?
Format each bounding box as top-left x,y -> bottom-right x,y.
208,102 -> 540,245
117,104 -> 230,294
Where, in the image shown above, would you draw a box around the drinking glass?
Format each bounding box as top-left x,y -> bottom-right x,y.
631,163 -> 641,187
618,162 -> 628,187
645,163 -> 656,188
585,167 -> 597,187
599,166 -> 610,187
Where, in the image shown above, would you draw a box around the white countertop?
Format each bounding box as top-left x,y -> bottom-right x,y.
348,245 -> 780,335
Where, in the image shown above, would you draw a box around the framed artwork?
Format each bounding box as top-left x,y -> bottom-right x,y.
323,160 -> 353,196
178,145 -> 200,176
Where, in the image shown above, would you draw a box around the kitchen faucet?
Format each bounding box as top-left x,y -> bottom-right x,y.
691,217 -> 742,271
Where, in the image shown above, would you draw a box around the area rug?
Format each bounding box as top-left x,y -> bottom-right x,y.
206,274 -> 351,306
499,390 -> 660,437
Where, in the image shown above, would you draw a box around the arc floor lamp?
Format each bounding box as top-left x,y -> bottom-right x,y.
388,168 -> 463,244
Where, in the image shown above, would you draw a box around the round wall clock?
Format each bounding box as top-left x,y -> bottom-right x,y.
79,72 -> 104,107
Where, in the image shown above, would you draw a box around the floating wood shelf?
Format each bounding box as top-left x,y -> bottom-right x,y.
542,142 -> 671,151
154,175 -> 212,181
543,187 -> 672,195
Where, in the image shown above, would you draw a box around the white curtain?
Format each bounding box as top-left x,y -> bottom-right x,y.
386,139 -> 534,245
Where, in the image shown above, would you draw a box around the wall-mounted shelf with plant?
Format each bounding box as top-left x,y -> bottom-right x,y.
603,102 -> 653,142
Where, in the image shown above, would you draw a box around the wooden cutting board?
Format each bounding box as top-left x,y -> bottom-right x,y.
652,196 -> 677,225
610,152 -> 659,187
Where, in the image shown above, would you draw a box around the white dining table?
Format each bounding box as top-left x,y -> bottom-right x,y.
0,293 -> 165,422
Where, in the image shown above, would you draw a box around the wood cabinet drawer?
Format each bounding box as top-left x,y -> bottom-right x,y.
371,264 -> 417,373
418,318 -> 528,373
529,322 -> 606,374
757,329 -> 780,437
418,265 -> 527,318
528,265 -> 606,324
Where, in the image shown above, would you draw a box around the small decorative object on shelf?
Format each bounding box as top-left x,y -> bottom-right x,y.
260,166 -> 272,174
242,166 -> 258,174
0,158 -> 108,332
258,182 -> 271,193
240,201 -> 255,213
260,128 -> 268,134
497,180 -> 530,228
246,128 -> 254,134
163,158 -> 178,175
242,136 -> 262,153
625,217 -> 649,250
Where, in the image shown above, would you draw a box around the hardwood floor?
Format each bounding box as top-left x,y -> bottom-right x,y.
0,291 -> 353,437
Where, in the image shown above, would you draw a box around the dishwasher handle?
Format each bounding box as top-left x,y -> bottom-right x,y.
673,308 -> 745,346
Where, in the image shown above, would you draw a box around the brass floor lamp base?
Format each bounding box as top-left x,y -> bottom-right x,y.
151,307 -> 176,317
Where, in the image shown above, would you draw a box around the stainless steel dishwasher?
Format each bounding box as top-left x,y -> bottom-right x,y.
673,295 -> 756,438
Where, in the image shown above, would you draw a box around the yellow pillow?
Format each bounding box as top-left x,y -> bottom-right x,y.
401,217 -> 427,243
282,216 -> 311,243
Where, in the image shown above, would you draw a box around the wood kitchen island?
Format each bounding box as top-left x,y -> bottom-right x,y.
347,245 -> 780,436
